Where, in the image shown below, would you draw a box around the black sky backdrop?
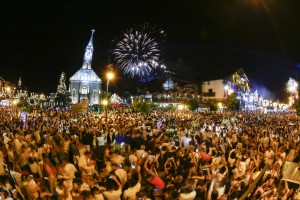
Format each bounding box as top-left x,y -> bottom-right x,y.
1,0 -> 300,100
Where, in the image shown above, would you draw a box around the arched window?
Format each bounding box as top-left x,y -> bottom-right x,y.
92,90 -> 97,100
81,85 -> 88,94
72,88 -> 76,98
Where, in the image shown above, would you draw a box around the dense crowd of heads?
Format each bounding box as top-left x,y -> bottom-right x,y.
0,107 -> 300,200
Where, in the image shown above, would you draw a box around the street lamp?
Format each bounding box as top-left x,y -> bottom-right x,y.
106,71 -> 114,94
102,99 -> 108,122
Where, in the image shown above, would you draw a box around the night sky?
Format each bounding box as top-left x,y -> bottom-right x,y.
1,0 -> 300,100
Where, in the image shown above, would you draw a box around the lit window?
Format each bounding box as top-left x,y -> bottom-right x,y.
81,85 -> 88,94
72,88 -> 76,98
93,90 -> 97,100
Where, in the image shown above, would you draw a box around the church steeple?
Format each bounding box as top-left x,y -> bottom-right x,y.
82,29 -> 95,69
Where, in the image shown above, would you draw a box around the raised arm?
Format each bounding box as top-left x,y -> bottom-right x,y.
111,174 -> 122,189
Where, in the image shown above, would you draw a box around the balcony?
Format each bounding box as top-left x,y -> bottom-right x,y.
203,92 -> 216,97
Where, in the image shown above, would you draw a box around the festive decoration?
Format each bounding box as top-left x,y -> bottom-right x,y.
231,68 -> 251,93
112,23 -> 166,78
286,78 -> 298,95
286,78 -> 299,106
110,93 -> 122,106
57,72 -> 68,95
56,72 -> 70,106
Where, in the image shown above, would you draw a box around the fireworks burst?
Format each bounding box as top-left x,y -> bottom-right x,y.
286,77 -> 298,94
112,24 -> 166,78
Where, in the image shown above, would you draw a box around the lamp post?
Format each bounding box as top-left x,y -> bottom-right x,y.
102,99 -> 108,122
106,71 -> 114,94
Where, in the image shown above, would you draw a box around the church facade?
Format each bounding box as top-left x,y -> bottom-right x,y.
69,30 -> 102,105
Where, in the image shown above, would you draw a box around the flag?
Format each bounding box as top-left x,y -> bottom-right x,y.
70,100 -> 89,112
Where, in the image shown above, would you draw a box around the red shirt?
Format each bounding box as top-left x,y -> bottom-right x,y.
200,151 -> 212,161
149,175 -> 165,190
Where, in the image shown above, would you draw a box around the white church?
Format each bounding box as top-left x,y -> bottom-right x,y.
69,30 -> 102,105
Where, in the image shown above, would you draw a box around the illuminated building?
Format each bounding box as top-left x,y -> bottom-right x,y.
69,30 -> 102,105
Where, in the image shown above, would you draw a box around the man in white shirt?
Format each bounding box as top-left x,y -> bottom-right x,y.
14,134 -> 23,155
123,165 -> 142,200
55,179 -> 72,200
179,185 -> 196,200
182,134 -> 191,147
78,151 -> 96,182
103,175 -> 122,200
110,151 -> 125,166
111,163 -> 127,186
264,146 -> 274,165
135,145 -> 146,159
58,159 -> 78,191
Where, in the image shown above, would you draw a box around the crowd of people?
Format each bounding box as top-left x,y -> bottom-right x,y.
0,106 -> 300,200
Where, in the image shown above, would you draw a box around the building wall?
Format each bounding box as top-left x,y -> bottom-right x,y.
70,81 -> 79,104
202,79 -> 225,100
69,81 -> 101,105
88,82 -> 101,105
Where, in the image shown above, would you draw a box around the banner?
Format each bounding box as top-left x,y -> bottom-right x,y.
70,100 -> 89,112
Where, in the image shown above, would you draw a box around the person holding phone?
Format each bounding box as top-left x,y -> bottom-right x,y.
102,174 -> 122,200
164,157 -> 177,175
144,156 -> 165,190
123,164 -> 142,200
111,163 -> 127,187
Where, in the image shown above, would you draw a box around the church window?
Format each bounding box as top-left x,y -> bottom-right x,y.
81,85 -> 88,94
72,88 -> 76,98
93,90 -> 97,100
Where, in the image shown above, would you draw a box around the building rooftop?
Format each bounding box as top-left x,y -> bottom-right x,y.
69,68 -> 101,83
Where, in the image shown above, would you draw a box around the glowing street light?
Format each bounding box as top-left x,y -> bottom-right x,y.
102,99 -> 108,106
178,104 -> 184,110
107,71 -> 114,80
106,70 -> 114,94
218,102 -> 223,108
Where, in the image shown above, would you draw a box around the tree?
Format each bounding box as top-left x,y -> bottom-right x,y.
165,105 -> 176,111
57,72 -> 68,95
208,100 -> 218,111
224,93 -> 240,111
17,97 -> 32,112
186,99 -> 199,111
295,97 -> 300,116
56,72 -> 70,106
133,100 -> 150,114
